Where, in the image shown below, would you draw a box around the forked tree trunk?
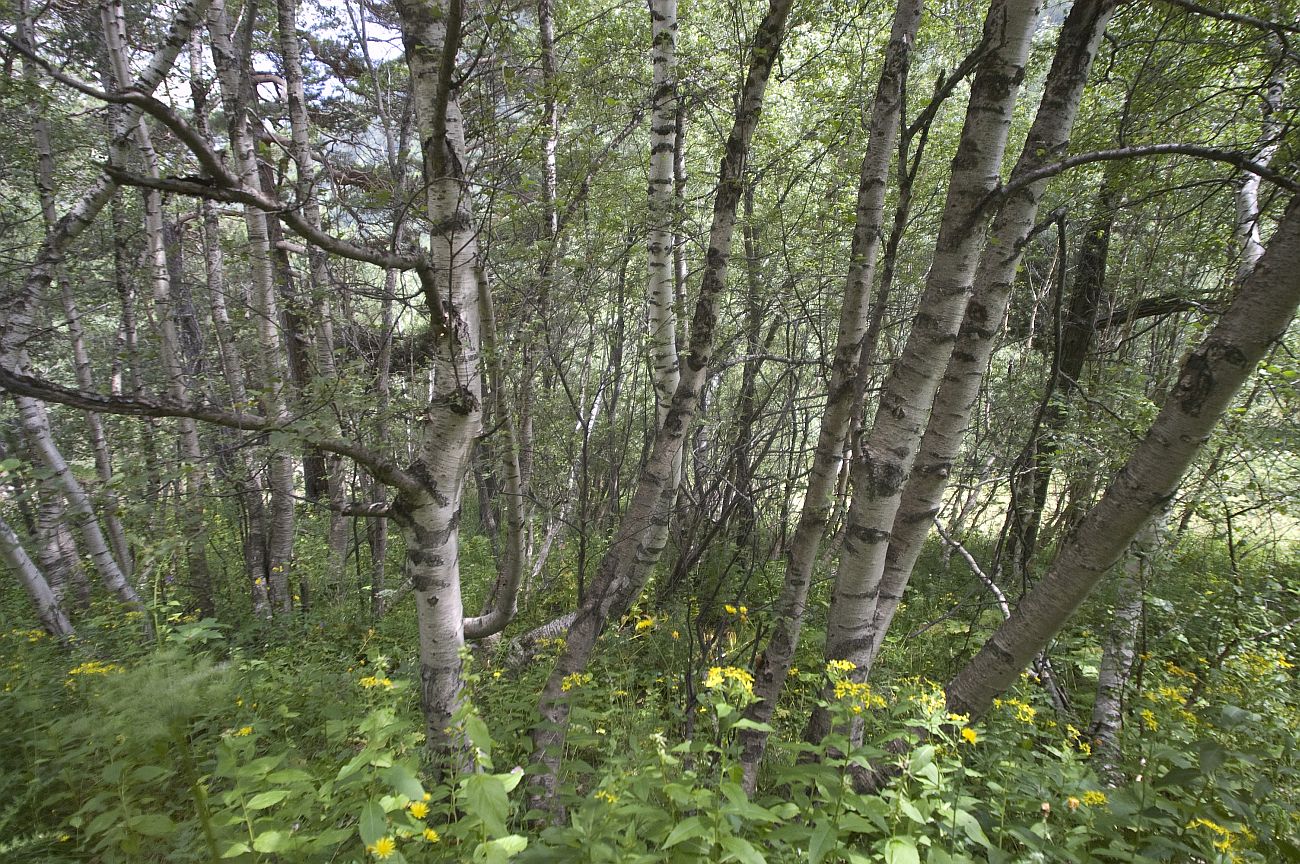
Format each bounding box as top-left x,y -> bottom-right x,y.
736,0 -> 923,791
532,0 -> 794,808
947,194 -> 1300,718
807,0 -> 1042,744
393,0 -> 485,766
858,0 -> 1117,677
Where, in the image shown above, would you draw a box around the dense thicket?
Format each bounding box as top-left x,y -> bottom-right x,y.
1,0 -> 1298,860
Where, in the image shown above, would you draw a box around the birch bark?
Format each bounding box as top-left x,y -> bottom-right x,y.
533,0 -> 794,806
947,194 -> 1300,718
208,0 -> 297,612
736,0 -> 923,790
393,0 -> 485,763
860,0 -> 1116,677
809,0 -> 1042,743
1,512 -> 75,643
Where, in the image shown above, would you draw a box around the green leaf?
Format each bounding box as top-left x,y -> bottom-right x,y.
382,764 -> 426,801
954,809 -> 991,848
359,799 -> 387,846
129,814 -> 177,837
884,837 -> 920,864
245,790 -> 290,810
663,816 -> 706,848
473,834 -> 528,864
253,830 -> 292,852
220,841 -> 250,858
464,773 -> 510,837
809,819 -> 837,864
720,834 -> 766,864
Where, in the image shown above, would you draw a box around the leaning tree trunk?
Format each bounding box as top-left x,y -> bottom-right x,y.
735,0 -> 923,791
0,0 -> 205,629
532,0 -> 794,809
947,193 -> 1300,719
21,4 -> 133,581
807,0 -> 1042,745
0,512 -> 75,643
857,0 -> 1117,678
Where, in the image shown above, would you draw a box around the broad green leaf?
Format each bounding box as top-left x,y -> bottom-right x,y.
253,830 -> 292,852
382,764 -> 426,801
663,816 -> 706,848
129,814 -> 176,837
809,819 -> 837,864
464,773 -> 510,837
245,790 -> 290,810
220,842 -> 250,858
884,837 -> 920,864
359,799 -> 387,846
720,834 -> 766,864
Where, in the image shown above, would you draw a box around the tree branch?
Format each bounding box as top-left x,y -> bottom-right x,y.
0,366 -> 422,495
991,144 -> 1299,211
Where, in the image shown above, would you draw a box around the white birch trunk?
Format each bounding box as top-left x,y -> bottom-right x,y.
1,512 -> 75,643
809,0 -> 1042,744
946,194 -> 1300,718
533,0 -> 794,808
861,0 -> 1116,676
393,0 -> 485,764
736,0 -> 923,791
208,0 -> 297,612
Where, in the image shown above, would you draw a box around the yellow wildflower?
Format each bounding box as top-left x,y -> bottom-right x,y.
826,659 -> 856,674
408,801 -> 429,819
671,630 -> 680,640
368,836 -> 396,859
594,790 -> 618,804
634,616 -> 656,633
960,727 -> 978,745
235,726 -> 254,737
422,827 -> 440,843
1067,796 -> 1081,811
1140,708 -> 1158,730
560,672 -> 591,692
724,604 -> 737,615
359,675 -> 394,689
1081,790 -> 1107,807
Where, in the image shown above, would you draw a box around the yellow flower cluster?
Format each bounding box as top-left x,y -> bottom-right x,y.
634,616 -> 656,633
703,666 -> 754,695
1080,790 -> 1107,807
593,790 -> 618,804
1140,708 -> 1158,730
233,726 -> 254,737
359,675 -> 393,689
826,659 -> 856,674
960,727 -> 978,745
68,660 -> 122,677
560,672 -> 592,692
994,697 -> 1037,724
1187,817 -> 1252,857
832,678 -> 886,714
723,604 -> 749,620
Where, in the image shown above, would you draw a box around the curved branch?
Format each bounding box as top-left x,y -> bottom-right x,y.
0,366 -> 422,495
992,144 -> 1299,210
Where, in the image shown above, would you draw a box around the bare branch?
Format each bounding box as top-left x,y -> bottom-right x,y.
0,366 -> 422,495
